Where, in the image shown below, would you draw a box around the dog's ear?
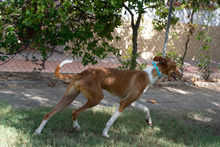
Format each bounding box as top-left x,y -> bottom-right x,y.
154,56 -> 167,66
160,59 -> 167,66
153,56 -> 162,62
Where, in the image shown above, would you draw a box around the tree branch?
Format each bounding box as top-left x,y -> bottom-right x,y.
136,13 -> 142,29
0,41 -> 32,66
122,2 -> 134,27
143,3 -> 161,9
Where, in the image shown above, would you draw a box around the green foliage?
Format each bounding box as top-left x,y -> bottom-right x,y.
0,0 -> 122,65
118,0 -> 183,70
152,0 -> 217,31
167,32 -> 180,55
0,53 -> 9,62
121,0 -> 174,70
121,46 -> 133,60
118,47 -> 147,70
196,31 -> 212,80
152,2 -> 179,31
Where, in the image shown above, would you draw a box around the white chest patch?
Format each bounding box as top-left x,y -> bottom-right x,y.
143,66 -> 159,93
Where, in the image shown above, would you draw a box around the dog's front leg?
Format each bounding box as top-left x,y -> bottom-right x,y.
130,101 -> 152,126
102,106 -> 121,138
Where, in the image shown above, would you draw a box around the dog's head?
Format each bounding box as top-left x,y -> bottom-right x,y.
153,56 -> 182,80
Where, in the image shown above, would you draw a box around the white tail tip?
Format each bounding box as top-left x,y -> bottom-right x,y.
60,60 -> 73,67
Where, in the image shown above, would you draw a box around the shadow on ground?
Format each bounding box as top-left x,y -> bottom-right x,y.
0,100 -> 220,146
0,82 -> 219,130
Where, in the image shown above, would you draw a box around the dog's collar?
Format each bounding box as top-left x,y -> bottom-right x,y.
152,61 -> 162,78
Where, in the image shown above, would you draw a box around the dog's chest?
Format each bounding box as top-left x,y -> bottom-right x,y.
143,66 -> 158,93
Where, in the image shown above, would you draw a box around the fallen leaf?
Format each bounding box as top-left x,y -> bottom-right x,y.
147,99 -> 157,104
48,82 -> 56,87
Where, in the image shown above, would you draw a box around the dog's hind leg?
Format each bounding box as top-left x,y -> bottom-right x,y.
71,99 -> 103,130
71,84 -> 104,130
34,84 -> 80,135
130,101 -> 152,126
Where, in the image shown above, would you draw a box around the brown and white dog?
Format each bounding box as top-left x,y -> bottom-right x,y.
34,56 -> 182,137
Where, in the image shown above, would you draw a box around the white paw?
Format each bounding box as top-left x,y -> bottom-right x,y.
73,120 -> 81,130
73,125 -> 81,131
146,118 -> 152,126
102,133 -> 109,138
33,131 -> 42,136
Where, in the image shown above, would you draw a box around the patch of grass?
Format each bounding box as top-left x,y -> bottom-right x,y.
0,101 -> 219,146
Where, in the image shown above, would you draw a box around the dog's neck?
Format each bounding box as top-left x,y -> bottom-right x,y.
152,61 -> 162,78
143,67 -> 158,86
143,63 -> 162,88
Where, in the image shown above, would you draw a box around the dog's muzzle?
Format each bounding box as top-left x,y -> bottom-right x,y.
170,72 -> 177,80
171,68 -> 183,80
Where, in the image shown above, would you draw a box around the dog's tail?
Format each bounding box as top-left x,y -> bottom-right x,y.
54,60 -> 76,81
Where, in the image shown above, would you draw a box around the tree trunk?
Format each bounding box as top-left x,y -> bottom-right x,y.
131,25 -> 138,70
181,34 -> 190,68
130,13 -> 142,70
181,5 -> 195,69
123,3 -> 142,70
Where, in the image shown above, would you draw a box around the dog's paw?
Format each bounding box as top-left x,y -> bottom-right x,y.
73,120 -> 81,131
102,133 -> 109,138
146,119 -> 152,127
73,125 -> 81,131
102,129 -> 110,138
33,132 -> 42,136
73,123 -> 81,131
148,123 -> 153,127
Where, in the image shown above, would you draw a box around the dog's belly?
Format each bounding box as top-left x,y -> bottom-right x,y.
102,86 -> 127,98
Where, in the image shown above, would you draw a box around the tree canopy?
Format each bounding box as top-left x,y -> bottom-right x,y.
0,0 -> 218,68
0,0 -> 122,65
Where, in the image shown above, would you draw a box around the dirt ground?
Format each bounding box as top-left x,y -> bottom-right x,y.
0,72 -> 220,135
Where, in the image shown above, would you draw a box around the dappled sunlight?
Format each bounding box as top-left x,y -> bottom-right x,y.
205,108 -> 217,115
0,125 -> 21,146
0,100 -> 219,146
0,104 -> 12,115
210,101 -> 220,107
193,114 -> 212,122
0,90 -> 16,95
22,93 -> 50,104
163,87 -> 190,95
182,110 -> 218,127
0,86 -> 68,109
0,101 -> 32,146
141,52 -> 154,60
149,126 -> 161,134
